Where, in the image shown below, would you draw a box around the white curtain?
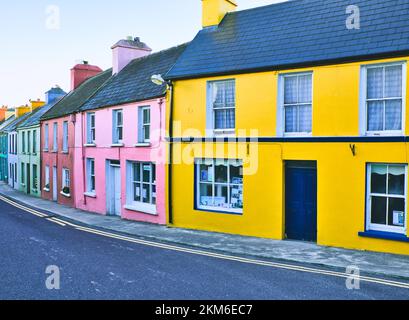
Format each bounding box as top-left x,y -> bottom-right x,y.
367,67 -> 383,99
385,66 -> 402,98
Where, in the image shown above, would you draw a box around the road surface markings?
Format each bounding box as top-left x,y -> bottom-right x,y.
1,194 -> 409,290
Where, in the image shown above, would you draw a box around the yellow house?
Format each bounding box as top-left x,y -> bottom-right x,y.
165,0 -> 409,255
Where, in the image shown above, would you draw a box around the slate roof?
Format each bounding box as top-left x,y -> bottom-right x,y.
0,116 -> 16,132
166,0 -> 409,80
80,44 -> 188,112
18,98 -> 64,129
41,69 -> 112,121
3,113 -> 33,133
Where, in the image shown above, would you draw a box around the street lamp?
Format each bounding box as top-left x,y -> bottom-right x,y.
151,74 -> 166,86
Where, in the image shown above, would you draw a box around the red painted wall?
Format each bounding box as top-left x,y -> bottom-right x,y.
41,115 -> 76,207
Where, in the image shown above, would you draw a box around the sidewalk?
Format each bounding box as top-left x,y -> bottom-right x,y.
1,182 -> 409,280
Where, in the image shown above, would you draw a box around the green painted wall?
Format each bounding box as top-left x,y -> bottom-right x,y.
17,125 -> 41,197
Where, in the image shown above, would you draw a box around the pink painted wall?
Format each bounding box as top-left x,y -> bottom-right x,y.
74,98 -> 167,225
41,115 -> 76,207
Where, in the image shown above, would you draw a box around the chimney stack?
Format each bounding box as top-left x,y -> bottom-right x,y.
45,86 -> 66,104
202,0 -> 237,28
111,37 -> 152,75
0,106 -> 7,123
71,61 -> 103,91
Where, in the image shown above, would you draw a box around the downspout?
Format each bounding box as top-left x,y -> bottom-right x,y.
81,112 -> 87,205
168,82 -> 174,225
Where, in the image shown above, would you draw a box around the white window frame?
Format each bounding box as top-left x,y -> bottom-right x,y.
62,121 -> 68,153
21,163 -> 25,185
32,130 -> 37,154
277,72 -> 314,137
87,112 -> 96,144
366,163 -> 408,234
138,106 -> 151,143
61,168 -> 70,194
195,159 -> 243,215
22,131 -> 26,154
44,124 -> 49,151
206,79 -> 236,137
360,62 -> 406,136
113,109 -> 123,144
44,165 -> 50,191
27,130 -> 31,155
53,123 -> 58,152
32,164 -> 38,191
86,158 -> 96,194
125,161 -> 157,215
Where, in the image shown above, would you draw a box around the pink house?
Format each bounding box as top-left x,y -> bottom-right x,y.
40,63 -> 111,207
73,38 -> 187,225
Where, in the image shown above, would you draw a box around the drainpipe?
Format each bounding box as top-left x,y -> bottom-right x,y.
81,112 -> 87,206
168,82 -> 174,225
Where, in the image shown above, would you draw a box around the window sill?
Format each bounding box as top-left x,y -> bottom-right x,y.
124,204 -> 158,216
84,143 -> 96,147
32,189 -> 38,193
84,192 -> 96,198
43,150 -> 49,153
61,151 -> 69,154
43,188 -> 50,192
51,151 -> 58,154
358,231 -> 409,243
212,130 -> 236,137
195,206 -> 243,216
134,143 -> 151,148
111,143 -> 124,147
284,132 -> 313,138
60,191 -> 71,198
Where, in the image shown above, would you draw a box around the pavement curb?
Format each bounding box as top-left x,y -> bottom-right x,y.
1,188 -> 409,282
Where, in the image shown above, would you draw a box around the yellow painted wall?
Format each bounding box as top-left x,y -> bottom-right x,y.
170,56 -> 409,255
202,0 -> 237,27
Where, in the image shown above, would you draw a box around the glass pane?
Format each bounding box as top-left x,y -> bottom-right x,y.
144,125 -> 150,140
367,101 -> 384,131
371,196 -> 387,225
367,67 -> 383,99
385,65 -> 402,98
230,164 -> 243,184
199,163 -> 213,183
142,184 -> 150,203
152,185 -> 156,205
133,182 -> 141,202
388,197 -> 405,227
230,185 -> 243,209
133,163 -> 140,182
214,109 -> 235,130
199,183 -> 213,206
152,164 -> 156,184
298,75 -> 312,103
298,105 -> 312,133
371,164 -> 387,194
215,164 -> 228,183
385,100 -> 402,131
284,76 -> 298,104
214,184 -> 228,209
142,164 -> 151,183
225,81 -> 235,107
388,165 -> 405,195
285,105 -> 297,133
214,82 -> 226,107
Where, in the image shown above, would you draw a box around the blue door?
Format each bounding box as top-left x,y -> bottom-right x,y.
285,162 -> 317,242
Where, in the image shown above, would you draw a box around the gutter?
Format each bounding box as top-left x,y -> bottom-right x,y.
168,82 -> 174,225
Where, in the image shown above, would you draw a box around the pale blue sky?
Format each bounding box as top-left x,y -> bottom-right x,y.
0,0 -> 286,107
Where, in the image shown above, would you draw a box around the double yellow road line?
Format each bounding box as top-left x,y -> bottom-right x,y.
1,194 -> 409,290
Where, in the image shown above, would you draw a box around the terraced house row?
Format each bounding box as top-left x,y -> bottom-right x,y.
0,0 -> 409,255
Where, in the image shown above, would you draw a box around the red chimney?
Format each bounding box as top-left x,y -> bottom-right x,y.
0,106 -> 7,122
70,61 -> 103,90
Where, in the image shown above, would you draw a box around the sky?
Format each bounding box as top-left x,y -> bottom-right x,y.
0,0 -> 287,107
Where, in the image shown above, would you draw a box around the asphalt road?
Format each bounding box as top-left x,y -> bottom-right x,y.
0,199 -> 408,300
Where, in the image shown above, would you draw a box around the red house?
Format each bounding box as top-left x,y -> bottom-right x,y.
40,62 -> 110,206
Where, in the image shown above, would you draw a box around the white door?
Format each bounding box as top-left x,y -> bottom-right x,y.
113,166 -> 121,216
52,166 -> 58,201
108,164 -> 121,216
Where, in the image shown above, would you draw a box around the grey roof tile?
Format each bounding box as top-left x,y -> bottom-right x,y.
166,0 -> 409,79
